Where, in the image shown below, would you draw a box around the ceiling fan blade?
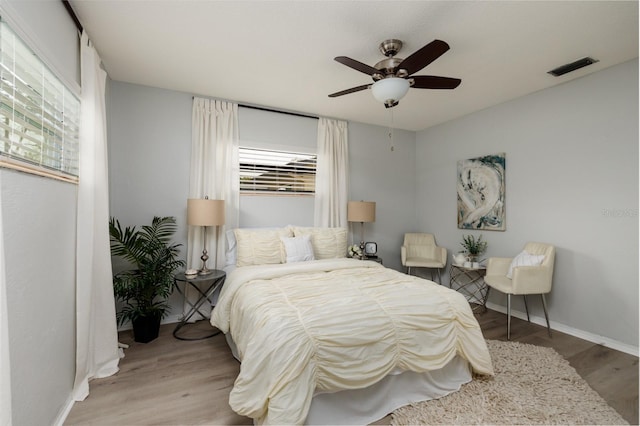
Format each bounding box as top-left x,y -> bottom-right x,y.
411,75 -> 461,89
395,39 -> 450,76
334,56 -> 382,76
328,84 -> 372,98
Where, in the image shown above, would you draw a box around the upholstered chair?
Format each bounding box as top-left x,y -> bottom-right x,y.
484,242 -> 556,340
400,233 -> 447,284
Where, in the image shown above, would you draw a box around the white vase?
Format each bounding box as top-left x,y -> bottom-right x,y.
453,253 -> 467,265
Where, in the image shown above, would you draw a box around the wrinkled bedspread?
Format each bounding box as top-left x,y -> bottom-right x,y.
211,258 -> 493,425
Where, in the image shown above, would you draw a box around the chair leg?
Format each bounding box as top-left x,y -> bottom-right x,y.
523,295 -> 530,322
541,294 -> 552,337
507,294 -> 512,340
437,268 -> 442,284
407,267 -> 411,276
483,286 -> 491,310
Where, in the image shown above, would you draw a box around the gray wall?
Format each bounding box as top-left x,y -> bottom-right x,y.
348,121 -> 416,270
1,171 -> 77,426
0,1 -> 79,424
415,59 -> 638,351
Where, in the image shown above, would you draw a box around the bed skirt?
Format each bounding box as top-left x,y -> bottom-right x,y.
224,333 -> 472,425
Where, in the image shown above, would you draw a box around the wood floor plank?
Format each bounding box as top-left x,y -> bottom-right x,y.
65,312 -> 638,425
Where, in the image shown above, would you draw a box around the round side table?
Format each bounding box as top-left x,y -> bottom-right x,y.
173,270 -> 226,340
449,264 -> 488,313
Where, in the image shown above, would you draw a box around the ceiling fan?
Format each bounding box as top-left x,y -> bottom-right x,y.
329,39 -> 461,108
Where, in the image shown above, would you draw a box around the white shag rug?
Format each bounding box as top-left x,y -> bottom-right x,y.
391,340 -> 628,425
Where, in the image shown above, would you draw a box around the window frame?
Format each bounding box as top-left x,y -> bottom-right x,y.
0,17 -> 80,183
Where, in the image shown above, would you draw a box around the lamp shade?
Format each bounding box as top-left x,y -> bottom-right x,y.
371,77 -> 410,104
347,201 -> 376,223
187,198 -> 225,226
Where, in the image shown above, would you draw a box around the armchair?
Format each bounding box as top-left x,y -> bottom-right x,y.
484,242 -> 555,339
400,233 -> 447,284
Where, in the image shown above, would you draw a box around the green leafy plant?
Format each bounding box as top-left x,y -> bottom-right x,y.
460,234 -> 488,259
109,216 -> 185,326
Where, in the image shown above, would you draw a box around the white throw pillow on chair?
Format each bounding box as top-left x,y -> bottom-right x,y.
507,250 -> 545,279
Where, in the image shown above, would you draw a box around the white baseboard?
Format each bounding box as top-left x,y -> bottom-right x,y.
53,395 -> 75,426
485,302 -> 639,357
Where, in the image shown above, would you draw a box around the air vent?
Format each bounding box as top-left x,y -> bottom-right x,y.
548,57 -> 599,77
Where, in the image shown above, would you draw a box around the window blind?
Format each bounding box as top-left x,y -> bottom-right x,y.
240,147 -> 316,194
0,18 -> 80,179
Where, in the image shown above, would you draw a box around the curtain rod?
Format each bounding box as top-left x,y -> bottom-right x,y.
192,96 -> 319,120
238,104 -> 318,121
62,0 -> 83,33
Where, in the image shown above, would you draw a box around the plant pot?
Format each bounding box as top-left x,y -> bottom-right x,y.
132,313 -> 161,343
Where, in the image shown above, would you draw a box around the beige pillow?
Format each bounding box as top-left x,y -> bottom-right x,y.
292,227 -> 347,259
234,227 -> 293,266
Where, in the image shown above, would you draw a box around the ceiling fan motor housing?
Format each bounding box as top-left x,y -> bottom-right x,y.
373,57 -> 405,79
378,39 -> 403,57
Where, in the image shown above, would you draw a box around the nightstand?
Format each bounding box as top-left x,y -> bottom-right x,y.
173,269 -> 226,340
449,264 -> 487,313
364,256 -> 383,265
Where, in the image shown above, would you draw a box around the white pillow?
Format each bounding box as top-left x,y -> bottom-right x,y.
292,227 -> 347,259
281,235 -> 315,263
234,227 -> 293,266
507,250 -> 545,279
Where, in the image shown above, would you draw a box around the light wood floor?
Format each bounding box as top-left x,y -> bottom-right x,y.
65,309 -> 638,425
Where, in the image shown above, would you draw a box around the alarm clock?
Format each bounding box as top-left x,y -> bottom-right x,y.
364,241 -> 378,257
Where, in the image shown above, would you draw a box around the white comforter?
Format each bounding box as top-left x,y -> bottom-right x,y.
211,258 -> 493,425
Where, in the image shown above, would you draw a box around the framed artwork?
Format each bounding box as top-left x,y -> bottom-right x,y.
457,153 -> 506,231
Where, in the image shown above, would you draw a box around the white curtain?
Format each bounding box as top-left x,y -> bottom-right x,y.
73,31 -> 120,401
0,173 -> 12,425
314,118 -> 349,228
187,98 -> 239,319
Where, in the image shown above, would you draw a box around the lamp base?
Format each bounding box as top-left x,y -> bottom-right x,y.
198,248 -> 212,275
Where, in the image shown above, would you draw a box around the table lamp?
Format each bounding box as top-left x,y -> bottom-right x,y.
347,201 -> 376,251
187,197 -> 225,275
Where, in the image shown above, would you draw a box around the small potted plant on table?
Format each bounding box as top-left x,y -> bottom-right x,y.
460,234 -> 488,265
109,216 -> 185,343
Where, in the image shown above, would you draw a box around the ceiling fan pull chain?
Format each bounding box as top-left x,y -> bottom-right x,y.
388,109 -> 395,152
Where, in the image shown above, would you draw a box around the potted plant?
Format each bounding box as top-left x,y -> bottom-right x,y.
460,234 -> 488,263
109,216 -> 185,343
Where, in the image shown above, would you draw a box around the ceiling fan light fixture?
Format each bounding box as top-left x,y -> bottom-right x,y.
371,77 -> 410,107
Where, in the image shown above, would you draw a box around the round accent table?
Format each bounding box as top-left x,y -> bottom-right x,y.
449,264 -> 488,313
173,269 -> 226,340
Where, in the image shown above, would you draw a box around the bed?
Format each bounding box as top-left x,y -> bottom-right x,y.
211,226 -> 494,425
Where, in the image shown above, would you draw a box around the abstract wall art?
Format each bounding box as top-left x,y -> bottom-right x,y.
457,153 -> 506,231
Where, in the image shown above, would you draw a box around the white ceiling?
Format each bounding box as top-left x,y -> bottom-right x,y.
69,1 -> 638,132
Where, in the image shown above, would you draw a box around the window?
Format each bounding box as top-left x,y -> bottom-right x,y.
0,18 -> 80,181
240,147 -> 316,194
